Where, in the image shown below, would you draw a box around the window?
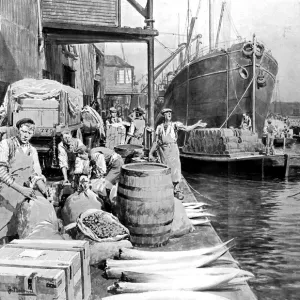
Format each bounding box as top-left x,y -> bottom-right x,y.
117,68 -> 132,84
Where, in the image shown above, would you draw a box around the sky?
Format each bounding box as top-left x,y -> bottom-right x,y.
106,0 -> 300,102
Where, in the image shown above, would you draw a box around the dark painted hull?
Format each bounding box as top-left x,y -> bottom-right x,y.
157,42 -> 278,144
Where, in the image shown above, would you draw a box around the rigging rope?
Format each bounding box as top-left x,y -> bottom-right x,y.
219,75 -> 254,129
154,38 -> 174,55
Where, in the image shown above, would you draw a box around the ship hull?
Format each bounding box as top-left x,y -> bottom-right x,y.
158,42 -> 278,145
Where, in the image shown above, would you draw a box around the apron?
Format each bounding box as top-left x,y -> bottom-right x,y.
0,147 -> 34,239
129,119 -> 145,146
157,125 -> 181,183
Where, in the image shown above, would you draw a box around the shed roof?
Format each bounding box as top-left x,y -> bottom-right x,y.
104,55 -> 133,68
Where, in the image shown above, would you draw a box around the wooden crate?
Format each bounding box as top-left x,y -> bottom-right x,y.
6,240 -> 91,300
0,246 -> 82,300
0,266 -> 67,299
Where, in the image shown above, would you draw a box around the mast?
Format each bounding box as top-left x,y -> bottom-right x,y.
209,0 -> 213,52
215,1 -> 226,49
186,0 -> 190,126
252,33 -> 256,133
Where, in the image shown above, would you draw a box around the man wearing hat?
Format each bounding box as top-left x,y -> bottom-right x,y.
263,119 -> 277,155
125,107 -> 146,145
106,107 -> 122,127
149,108 -> 206,200
58,129 -> 86,186
0,118 -> 47,240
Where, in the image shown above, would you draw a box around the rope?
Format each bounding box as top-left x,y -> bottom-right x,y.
219,75 -> 254,129
154,38 -> 174,55
185,180 -> 216,202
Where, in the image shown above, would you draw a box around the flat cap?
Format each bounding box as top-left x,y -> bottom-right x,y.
109,107 -> 117,112
16,118 -> 35,129
161,108 -> 172,115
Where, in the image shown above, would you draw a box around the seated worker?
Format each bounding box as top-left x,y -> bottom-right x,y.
125,107 -> 146,146
73,145 -> 90,187
263,119 -> 277,155
240,113 -> 252,131
106,107 -> 122,127
58,129 -> 85,187
90,146 -> 124,192
0,118 -> 48,240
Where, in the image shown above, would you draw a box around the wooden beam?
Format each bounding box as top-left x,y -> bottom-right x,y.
127,0 -> 147,18
43,22 -> 158,37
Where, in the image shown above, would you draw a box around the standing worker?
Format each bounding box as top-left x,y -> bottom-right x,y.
106,107 -> 122,127
125,107 -> 146,145
149,108 -> 206,200
0,118 -> 48,240
264,119 -> 277,155
240,113 -> 252,131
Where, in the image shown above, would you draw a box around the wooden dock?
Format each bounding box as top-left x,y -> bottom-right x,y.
89,177 -> 257,300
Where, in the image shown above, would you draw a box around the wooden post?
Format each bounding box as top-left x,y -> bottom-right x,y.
226,53 -> 229,128
146,0 -> 155,129
284,153 -> 290,178
261,157 -> 264,180
209,0 -> 213,52
252,34 -> 256,133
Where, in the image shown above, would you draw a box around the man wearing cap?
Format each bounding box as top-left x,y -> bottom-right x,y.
125,107 -> 146,145
57,129 -> 86,186
106,107 -> 122,127
240,113 -> 252,131
149,108 -> 206,200
0,118 -> 47,239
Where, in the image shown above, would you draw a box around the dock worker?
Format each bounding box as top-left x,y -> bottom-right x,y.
149,108 -> 207,200
240,113 -> 252,131
90,147 -> 124,191
264,119 -> 277,155
125,107 -> 146,146
0,118 -> 48,239
106,107 -> 122,127
58,129 -> 86,187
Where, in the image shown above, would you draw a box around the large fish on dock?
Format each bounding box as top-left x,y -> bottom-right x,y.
102,290 -> 229,300
118,239 -> 234,260
107,271 -> 240,293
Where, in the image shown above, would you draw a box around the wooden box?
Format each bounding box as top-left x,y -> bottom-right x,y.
0,266 -> 67,300
0,246 -> 82,300
6,240 -> 91,300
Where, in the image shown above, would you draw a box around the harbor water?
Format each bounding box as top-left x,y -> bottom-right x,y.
184,171 -> 300,300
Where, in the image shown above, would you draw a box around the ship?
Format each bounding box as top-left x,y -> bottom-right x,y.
155,1 -> 278,150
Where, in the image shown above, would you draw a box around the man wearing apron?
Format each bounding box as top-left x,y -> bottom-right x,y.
0,118 -> 47,241
125,107 -> 146,146
149,108 -> 206,200
58,129 -> 85,186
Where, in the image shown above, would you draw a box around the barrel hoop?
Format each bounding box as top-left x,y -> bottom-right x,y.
130,229 -> 171,237
118,192 -> 173,202
118,182 -> 173,192
125,219 -> 173,228
121,167 -> 171,177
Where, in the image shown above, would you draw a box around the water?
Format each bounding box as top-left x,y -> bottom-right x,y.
184,171 -> 300,300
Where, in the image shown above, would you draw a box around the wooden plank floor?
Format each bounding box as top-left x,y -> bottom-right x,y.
90,177 -> 257,300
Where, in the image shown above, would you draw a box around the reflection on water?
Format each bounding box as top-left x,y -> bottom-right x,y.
184,172 -> 300,300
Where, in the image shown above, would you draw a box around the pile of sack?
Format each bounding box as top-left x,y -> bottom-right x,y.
183,128 -> 265,155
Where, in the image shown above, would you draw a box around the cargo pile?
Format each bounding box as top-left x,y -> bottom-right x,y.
182,128 -> 265,155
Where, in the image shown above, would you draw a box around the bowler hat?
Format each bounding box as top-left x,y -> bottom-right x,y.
109,107 -> 117,113
161,108 -> 172,115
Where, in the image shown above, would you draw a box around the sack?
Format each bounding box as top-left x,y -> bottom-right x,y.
170,198 -> 195,238
77,209 -> 129,242
90,178 -> 107,196
17,196 -> 59,239
61,190 -> 103,225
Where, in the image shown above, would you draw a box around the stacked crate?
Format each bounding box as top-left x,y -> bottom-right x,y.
0,240 -> 91,300
105,124 -> 126,150
182,128 -> 265,155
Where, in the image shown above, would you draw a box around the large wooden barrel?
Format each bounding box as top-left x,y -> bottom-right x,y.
116,163 -> 174,247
